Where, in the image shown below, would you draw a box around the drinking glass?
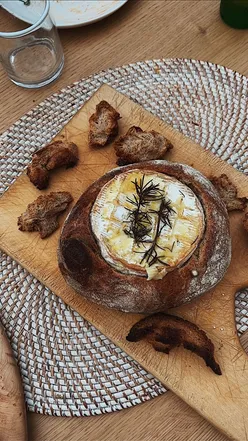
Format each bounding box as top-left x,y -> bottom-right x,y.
0,0 -> 64,88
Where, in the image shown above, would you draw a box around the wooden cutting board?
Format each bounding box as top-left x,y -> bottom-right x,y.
0,324 -> 27,441
1,84 -> 248,440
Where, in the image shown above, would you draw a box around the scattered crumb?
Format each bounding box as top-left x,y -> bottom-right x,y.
154,66 -> 161,74
191,270 -> 198,277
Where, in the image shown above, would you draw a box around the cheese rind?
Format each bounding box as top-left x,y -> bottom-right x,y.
90,170 -> 205,280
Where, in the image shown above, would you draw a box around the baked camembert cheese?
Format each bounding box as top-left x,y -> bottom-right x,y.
91,169 -> 205,281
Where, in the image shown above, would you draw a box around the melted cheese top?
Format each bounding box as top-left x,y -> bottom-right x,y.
90,170 -> 205,280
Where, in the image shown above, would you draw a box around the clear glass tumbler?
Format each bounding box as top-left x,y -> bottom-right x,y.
0,0 -> 64,88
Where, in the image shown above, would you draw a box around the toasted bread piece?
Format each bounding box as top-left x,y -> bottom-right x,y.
18,192 -> 73,239
211,174 -> 248,211
126,313 -> 221,375
27,140 -> 78,190
114,126 -> 173,165
89,100 -> 120,148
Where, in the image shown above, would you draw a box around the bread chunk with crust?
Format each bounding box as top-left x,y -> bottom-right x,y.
126,313 -> 221,375
114,126 -> 173,165
27,140 -> 78,190
211,174 -> 248,211
58,161 -> 231,314
89,100 -> 120,148
18,192 -> 73,239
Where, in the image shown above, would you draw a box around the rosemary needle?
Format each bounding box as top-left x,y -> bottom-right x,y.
123,175 -> 174,266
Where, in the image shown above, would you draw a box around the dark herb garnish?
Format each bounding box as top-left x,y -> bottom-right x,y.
149,198 -> 175,230
124,176 -> 163,244
140,198 -> 175,266
123,175 -> 175,267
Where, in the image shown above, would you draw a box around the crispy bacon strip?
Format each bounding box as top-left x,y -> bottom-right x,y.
27,140 -> 78,190
126,313 -> 221,375
211,174 -> 247,212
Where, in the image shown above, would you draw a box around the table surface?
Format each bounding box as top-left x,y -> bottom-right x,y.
1,1 -> 248,440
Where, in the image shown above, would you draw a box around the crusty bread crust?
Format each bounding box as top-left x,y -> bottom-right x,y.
114,126 -> 173,165
27,141 -> 78,190
211,173 -> 248,211
88,101 -> 120,148
243,212 -> 248,232
18,191 -> 73,239
126,313 -> 222,375
58,161 -> 231,314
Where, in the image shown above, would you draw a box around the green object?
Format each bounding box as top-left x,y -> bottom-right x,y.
220,0 -> 248,28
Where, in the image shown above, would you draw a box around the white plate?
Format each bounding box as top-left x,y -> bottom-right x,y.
1,0 -> 128,28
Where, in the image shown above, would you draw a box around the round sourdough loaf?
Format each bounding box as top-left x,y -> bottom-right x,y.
58,161 -> 231,313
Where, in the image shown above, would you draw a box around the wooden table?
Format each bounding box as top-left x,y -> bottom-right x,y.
1,1 -> 248,440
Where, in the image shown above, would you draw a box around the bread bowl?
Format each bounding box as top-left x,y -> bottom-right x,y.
58,160 -> 231,313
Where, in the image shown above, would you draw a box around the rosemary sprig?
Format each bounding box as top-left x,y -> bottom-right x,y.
124,176 -> 163,243
123,175 -> 175,267
140,197 -> 175,267
149,197 -> 175,230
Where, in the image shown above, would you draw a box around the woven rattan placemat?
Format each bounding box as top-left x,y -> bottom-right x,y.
0,58 -> 248,417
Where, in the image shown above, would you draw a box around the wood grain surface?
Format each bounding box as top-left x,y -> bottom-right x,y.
1,83 -> 248,441
0,324 -> 27,441
26,332 -> 248,441
1,1 -> 248,440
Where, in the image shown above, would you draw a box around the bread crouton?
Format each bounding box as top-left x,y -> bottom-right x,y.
27,140 -> 78,190
127,313 -> 221,375
89,101 -> 120,148
211,174 -> 248,211
114,126 -> 173,165
18,192 -> 73,239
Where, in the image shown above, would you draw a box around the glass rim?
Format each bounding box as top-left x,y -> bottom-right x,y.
0,0 -> 50,39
